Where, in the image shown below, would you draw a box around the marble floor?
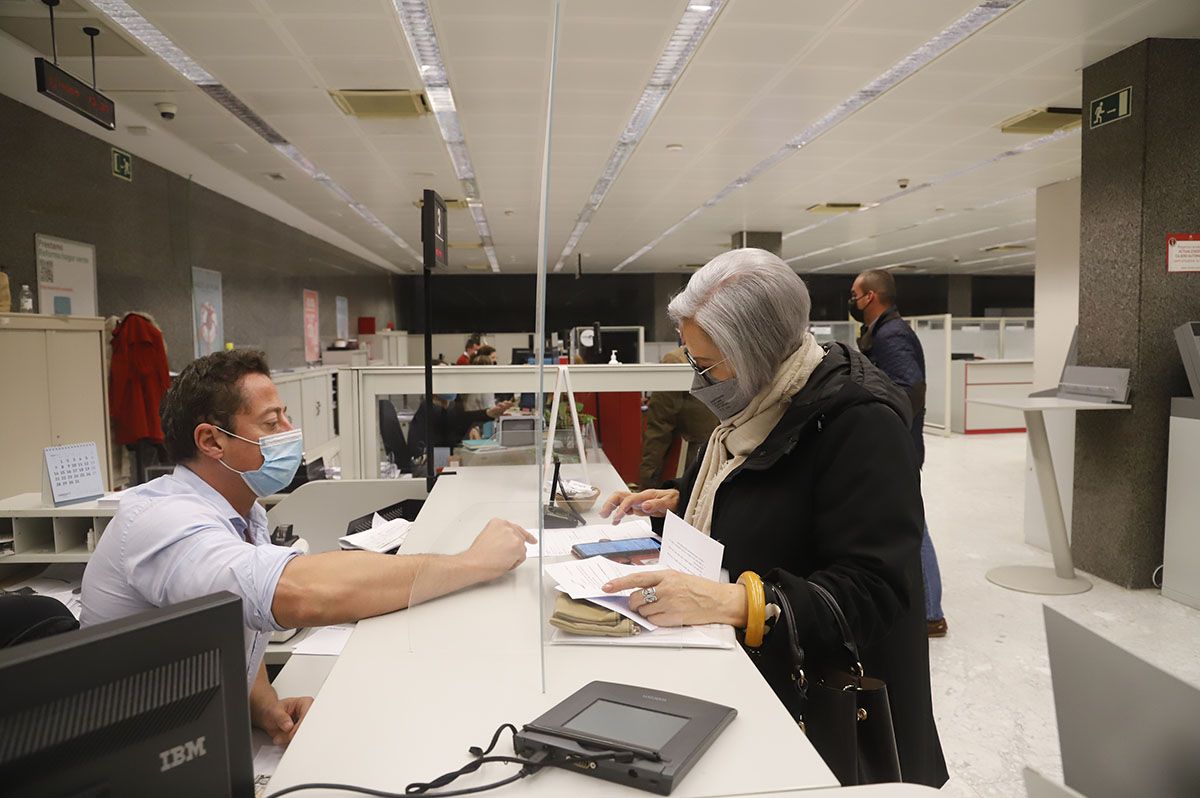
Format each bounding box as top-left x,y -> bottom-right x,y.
921,432 -> 1200,797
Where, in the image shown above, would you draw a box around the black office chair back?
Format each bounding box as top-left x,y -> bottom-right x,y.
378,399 -> 412,474
0,595 -> 80,648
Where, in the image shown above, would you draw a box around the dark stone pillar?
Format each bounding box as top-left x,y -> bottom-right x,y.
731,231 -> 782,256
1073,39 -> 1200,588
948,276 -> 972,317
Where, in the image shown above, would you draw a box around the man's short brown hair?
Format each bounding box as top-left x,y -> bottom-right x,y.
858,269 -> 897,305
160,350 -> 271,462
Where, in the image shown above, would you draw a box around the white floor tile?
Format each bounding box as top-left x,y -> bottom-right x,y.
922,432 -> 1200,797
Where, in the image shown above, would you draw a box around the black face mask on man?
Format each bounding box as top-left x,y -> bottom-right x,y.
847,294 -> 867,323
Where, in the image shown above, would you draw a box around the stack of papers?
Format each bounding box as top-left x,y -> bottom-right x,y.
292,624 -> 355,656
338,516 -> 412,553
2,566 -> 84,619
526,518 -> 653,557
543,512 -> 734,649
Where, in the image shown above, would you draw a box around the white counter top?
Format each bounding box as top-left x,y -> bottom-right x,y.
265,462 -> 838,797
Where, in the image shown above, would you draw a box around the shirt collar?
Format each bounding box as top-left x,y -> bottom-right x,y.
869,305 -> 901,336
172,464 -> 267,538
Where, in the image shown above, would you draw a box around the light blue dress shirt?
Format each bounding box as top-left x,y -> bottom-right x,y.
81,465 -> 299,690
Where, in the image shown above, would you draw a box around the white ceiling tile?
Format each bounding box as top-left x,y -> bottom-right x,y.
155,16 -> 293,58
279,17 -> 404,58
308,57 -> 418,90
263,0 -> 389,17
697,23 -> 821,65
838,0 -> 980,33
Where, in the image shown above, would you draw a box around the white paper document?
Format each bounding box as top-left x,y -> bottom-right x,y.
339,517 -> 411,553
525,518 -> 653,557
659,511 -> 724,581
543,512 -> 732,648
545,556 -> 647,599
292,624 -> 355,656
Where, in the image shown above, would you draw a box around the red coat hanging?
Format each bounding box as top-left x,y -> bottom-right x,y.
109,313 -> 170,445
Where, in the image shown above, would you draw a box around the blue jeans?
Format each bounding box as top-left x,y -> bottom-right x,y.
921,523 -> 944,622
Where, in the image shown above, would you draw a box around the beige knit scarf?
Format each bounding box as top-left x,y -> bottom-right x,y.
683,333 -> 825,534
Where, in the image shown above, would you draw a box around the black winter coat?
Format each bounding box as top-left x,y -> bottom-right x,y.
674,343 -> 948,787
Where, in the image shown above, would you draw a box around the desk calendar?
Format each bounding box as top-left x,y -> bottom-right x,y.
43,442 -> 105,506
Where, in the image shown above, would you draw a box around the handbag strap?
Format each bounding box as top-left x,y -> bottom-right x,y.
771,586 -> 808,690
808,581 -> 863,676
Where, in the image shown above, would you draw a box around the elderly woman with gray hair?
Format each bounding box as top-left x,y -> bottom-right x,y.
600,248 -> 947,787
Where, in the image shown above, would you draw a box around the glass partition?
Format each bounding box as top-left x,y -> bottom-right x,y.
810,320 -> 859,349
951,318 -> 1002,359
999,318 -> 1035,360
911,315 -> 952,434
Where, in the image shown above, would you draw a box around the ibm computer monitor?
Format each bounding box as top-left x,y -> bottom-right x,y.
0,593 -> 253,797
1045,606 -> 1200,798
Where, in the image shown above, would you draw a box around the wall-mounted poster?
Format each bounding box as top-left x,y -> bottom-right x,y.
192,268 -> 224,357
336,295 -> 349,340
35,234 -> 97,316
303,289 -> 320,363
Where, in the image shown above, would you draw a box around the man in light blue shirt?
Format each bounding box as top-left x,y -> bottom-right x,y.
82,350 -> 534,746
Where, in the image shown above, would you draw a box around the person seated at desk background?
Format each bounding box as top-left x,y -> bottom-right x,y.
464,347 -> 502,438
408,393 -> 513,457
598,249 -> 947,788
455,333 -> 484,365
80,350 -> 534,747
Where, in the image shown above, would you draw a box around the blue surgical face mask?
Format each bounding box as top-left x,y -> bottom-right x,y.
436,393 -> 458,402
216,426 -> 304,497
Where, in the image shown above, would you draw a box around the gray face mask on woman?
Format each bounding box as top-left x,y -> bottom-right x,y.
690,372 -> 748,422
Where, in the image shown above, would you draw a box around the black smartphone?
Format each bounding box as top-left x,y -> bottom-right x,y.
571,537 -> 662,563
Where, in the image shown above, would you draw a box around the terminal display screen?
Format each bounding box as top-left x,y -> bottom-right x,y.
564,699 -> 688,749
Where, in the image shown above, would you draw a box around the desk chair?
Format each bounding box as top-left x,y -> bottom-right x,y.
379,399 -> 412,474
0,595 -> 79,648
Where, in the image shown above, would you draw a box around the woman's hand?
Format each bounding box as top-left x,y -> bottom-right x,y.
598,488 -> 680,525
602,570 -> 747,628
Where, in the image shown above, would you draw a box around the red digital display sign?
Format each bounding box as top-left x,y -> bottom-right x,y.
35,57 -> 116,131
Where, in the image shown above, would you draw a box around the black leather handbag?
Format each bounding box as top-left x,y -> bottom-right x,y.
765,582 -> 902,786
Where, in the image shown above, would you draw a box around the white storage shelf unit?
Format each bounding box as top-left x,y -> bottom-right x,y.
0,494 -> 117,564
271,367 -> 339,466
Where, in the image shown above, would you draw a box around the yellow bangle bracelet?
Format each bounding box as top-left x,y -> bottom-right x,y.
737,571 -> 767,648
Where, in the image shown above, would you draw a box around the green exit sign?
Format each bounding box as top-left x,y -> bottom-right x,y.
1089,86 -> 1132,129
111,147 -> 132,182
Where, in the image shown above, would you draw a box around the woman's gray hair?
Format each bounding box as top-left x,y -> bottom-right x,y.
667,248 -> 811,404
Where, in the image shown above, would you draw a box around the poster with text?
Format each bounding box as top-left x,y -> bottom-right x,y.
191,267 -> 224,357
336,295 -> 349,340
36,234 -> 97,316
1167,234 -> 1200,273
303,289 -> 320,363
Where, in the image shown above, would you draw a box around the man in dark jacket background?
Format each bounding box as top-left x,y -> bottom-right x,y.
850,269 -> 947,637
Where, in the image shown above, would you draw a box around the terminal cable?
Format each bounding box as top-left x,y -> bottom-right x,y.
264,722 -> 633,798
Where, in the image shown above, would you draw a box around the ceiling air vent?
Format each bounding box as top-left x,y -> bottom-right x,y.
982,244 -> 1031,253
463,261 -> 491,271
413,198 -> 470,210
806,203 -> 863,215
329,89 -> 429,118
999,107 -> 1081,135
449,241 -> 483,249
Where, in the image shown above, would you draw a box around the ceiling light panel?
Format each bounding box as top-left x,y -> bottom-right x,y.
89,0 -> 419,271
553,0 -> 726,272
392,0 -> 499,272
612,0 -> 1025,271
809,217 -> 1035,273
